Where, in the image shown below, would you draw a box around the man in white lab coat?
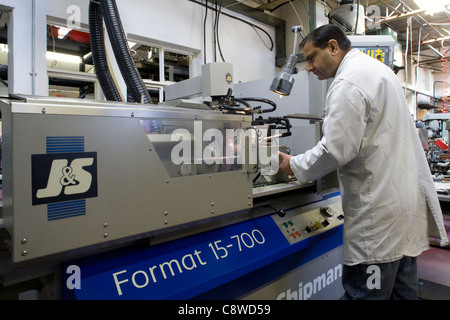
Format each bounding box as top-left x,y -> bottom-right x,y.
278,24 -> 449,300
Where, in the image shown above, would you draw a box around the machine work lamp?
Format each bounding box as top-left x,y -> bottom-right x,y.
270,26 -> 304,96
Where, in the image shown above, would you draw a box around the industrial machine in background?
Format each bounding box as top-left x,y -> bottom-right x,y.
329,0 -> 365,35
422,113 -> 450,176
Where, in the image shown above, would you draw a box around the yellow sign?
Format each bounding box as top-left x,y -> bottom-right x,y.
359,47 -> 388,64
225,73 -> 233,83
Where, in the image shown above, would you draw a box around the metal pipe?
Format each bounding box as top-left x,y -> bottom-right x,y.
380,0 -> 444,39
396,0 -> 446,38
434,80 -> 444,107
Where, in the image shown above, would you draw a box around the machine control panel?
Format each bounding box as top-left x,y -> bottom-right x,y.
272,198 -> 344,245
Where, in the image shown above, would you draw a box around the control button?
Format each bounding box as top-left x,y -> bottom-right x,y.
305,226 -> 312,233
313,221 -> 323,230
322,220 -> 330,227
282,221 -> 294,229
320,206 -> 335,217
290,233 -> 297,239
296,231 -> 301,237
337,214 -> 344,221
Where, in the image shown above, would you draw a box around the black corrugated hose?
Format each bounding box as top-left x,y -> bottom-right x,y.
99,0 -> 151,105
89,0 -> 163,133
88,0 -> 122,102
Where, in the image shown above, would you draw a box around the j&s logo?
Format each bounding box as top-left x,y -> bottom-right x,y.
32,152 -> 98,205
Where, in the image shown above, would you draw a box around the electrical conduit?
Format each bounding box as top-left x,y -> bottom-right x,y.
88,0 -> 122,102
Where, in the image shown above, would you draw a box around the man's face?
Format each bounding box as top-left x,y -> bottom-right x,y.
303,40 -> 340,80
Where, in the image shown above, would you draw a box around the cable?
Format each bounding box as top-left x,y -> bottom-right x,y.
240,97 -> 277,113
203,0 -> 208,64
100,0 -> 152,104
88,0 -> 122,101
404,16 -> 410,96
215,0 -> 225,62
213,0 -> 217,62
288,0 -> 306,34
189,0 -> 274,52
415,26 -> 422,110
354,0 -> 360,35
91,0 -> 162,132
270,0 -> 311,32
216,89 -> 277,114
441,39 -> 449,111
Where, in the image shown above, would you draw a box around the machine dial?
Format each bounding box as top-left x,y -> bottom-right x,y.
320,206 -> 335,218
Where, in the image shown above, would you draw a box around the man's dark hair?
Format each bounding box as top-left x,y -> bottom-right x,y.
300,24 -> 351,50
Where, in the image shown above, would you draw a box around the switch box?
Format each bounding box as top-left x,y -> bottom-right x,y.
272,196 -> 344,245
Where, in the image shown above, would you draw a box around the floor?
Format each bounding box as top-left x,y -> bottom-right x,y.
417,202 -> 450,300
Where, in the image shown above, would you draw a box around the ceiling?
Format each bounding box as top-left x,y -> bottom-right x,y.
365,0 -> 450,72
234,0 -> 450,72
0,0 -> 447,74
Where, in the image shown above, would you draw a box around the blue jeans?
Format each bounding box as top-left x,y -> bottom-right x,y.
342,256 -> 418,300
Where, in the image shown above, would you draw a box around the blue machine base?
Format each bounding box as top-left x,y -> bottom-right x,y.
62,200 -> 343,300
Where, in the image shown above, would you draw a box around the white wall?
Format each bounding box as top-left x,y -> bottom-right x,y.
0,0 -> 278,96
45,0 -> 277,85
0,0 -> 47,95
279,0 -> 329,58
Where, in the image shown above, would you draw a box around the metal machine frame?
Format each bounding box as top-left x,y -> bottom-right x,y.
1,95 -> 256,265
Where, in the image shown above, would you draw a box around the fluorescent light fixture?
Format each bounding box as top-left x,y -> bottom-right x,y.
413,0 -> 450,15
57,26 -> 71,39
0,44 -> 8,53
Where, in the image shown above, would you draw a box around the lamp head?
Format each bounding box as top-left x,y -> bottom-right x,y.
270,54 -> 298,96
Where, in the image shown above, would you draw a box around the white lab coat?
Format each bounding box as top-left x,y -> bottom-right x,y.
290,49 -> 449,266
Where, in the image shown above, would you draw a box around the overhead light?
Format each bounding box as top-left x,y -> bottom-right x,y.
0,43 -> 8,53
56,26 -> 71,39
413,0 -> 450,16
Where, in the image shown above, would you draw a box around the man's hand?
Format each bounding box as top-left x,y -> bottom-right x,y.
278,151 -> 294,176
